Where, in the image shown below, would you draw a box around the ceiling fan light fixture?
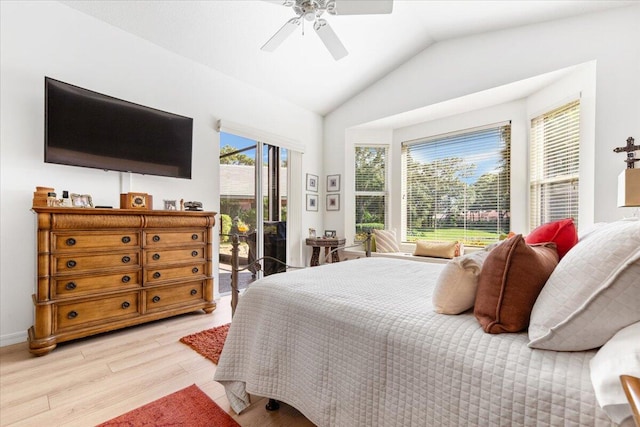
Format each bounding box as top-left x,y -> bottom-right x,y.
262,0 -> 393,59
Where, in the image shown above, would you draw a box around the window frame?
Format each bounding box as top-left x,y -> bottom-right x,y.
400,122 -> 512,247
354,144 -> 389,241
529,99 -> 581,230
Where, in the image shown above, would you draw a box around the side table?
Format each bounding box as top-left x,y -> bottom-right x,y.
305,237 -> 346,266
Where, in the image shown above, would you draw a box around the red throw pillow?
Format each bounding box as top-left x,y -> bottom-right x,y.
524,218 -> 578,259
474,235 -> 559,334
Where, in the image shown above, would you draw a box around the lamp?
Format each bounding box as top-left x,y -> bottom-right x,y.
618,168 -> 640,207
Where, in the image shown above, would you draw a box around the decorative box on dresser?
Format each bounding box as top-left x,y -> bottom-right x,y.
29,207 -> 216,356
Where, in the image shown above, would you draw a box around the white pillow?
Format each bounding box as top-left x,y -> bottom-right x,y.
432,250 -> 490,314
528,220 -> 640,351
590,321 -> 640,424
373,229 -> 400,253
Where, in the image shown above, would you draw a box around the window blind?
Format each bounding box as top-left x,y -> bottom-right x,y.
529,100 -> 580,230
355,146 -> 387,239
401,123 -> 511,246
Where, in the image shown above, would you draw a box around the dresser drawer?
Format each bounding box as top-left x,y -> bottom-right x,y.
144,263 -> 206,284
54,251 -> 141,274
144,230 -> 205,247
145,247 -> 205,265
145,282 -> 204,312
52,270 -> 142,298
55,292 -> 139,331
52,231 -> 140,252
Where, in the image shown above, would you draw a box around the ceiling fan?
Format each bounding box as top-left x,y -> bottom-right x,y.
262,0 -> 393,60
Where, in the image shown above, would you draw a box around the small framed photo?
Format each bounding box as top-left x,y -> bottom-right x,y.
70,193 -> 93,208
324,230 -> 336,238
306,193 -> 318,211
306,173 -> 319,192
327,174 -> 340,192
326,194 -> 340,211
163,199 -> 177,210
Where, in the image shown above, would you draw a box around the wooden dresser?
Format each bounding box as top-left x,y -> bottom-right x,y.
29,207 -> 216,356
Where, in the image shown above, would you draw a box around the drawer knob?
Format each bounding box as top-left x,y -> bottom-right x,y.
191,234 -> 199,240
122,275 -> 130,283
191,250 -> 198,257
153,272 -> 161,279
152,296 -> 161,303
67,311 -> 78,319
122,236 -> 131,244
66,260 -> 77,268
122,256 -> 131,264
153,253 -> 160,260
153,235 -> 160,242
65,282 -> 77,290
190,289 -> 197,296
192,267 -> 199,274
65,238 -> 76,246
121,301 -> 130,309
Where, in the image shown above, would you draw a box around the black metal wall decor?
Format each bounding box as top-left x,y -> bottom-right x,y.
613,136 -> 639,169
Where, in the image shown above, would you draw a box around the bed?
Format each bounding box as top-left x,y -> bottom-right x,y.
214,219 -> 640,426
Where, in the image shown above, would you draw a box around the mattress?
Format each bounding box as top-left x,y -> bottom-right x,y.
214,257 -> 614,426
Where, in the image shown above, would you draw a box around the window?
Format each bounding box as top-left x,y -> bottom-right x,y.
529,100 -> 580,230
355,146 -> 388,240
401,123 -> 511,247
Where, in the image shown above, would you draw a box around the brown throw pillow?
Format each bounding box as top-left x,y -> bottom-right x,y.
474,235 -> 558,334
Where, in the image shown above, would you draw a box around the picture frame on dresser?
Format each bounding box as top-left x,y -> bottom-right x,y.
70,193 -> 93,208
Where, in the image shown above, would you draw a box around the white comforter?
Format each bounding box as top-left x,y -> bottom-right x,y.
214,257 -> 613,426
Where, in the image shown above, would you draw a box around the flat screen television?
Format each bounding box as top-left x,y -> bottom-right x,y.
45,77 -> 193,179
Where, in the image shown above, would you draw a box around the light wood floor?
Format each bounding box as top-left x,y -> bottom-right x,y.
0,295 -> 316,427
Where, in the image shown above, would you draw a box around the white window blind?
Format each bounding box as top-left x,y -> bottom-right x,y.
529,100 -> 580,230
355,146 -> 387,240
401,123 -> 511,247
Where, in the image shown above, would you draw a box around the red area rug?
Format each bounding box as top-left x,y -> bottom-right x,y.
97,384 -> 239,427
180,323 -> 230,365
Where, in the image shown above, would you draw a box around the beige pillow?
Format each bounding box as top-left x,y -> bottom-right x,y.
528,219 -> 640,351
372,229 -> 400,253
432,250 -> 490,314
414,240 -> 463,259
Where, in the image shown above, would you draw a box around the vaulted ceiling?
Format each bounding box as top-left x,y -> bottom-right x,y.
60,0 -> 635,116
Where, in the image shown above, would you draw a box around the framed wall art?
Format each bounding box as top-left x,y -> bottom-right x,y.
326,194 -> 340,211
306,173 -> 319,192
327,174 -> 340,192
306,194 -> 318,211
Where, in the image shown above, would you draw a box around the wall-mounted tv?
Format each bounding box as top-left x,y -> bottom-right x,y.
45,77 -> 193,179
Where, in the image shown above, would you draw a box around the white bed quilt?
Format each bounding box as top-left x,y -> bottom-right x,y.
214,257 -> 614,426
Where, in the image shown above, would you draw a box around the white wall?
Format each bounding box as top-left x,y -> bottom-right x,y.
0,1 -> 323,346
325,5 -> 640,238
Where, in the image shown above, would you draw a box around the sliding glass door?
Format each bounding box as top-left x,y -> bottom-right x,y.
218,133 -> 288,295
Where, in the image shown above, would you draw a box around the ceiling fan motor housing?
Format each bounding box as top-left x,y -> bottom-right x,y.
292,0 -> 336,20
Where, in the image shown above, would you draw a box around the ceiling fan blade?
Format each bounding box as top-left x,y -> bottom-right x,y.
261,18 -> 300,52
332,0 -> 393,15
262,0 -> 295,6
313,19 -> 348,60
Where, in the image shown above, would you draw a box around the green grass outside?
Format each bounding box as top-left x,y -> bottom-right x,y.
407,228 -> 503,247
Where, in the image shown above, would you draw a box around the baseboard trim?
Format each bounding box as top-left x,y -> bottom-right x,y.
1,330 -> 28,347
